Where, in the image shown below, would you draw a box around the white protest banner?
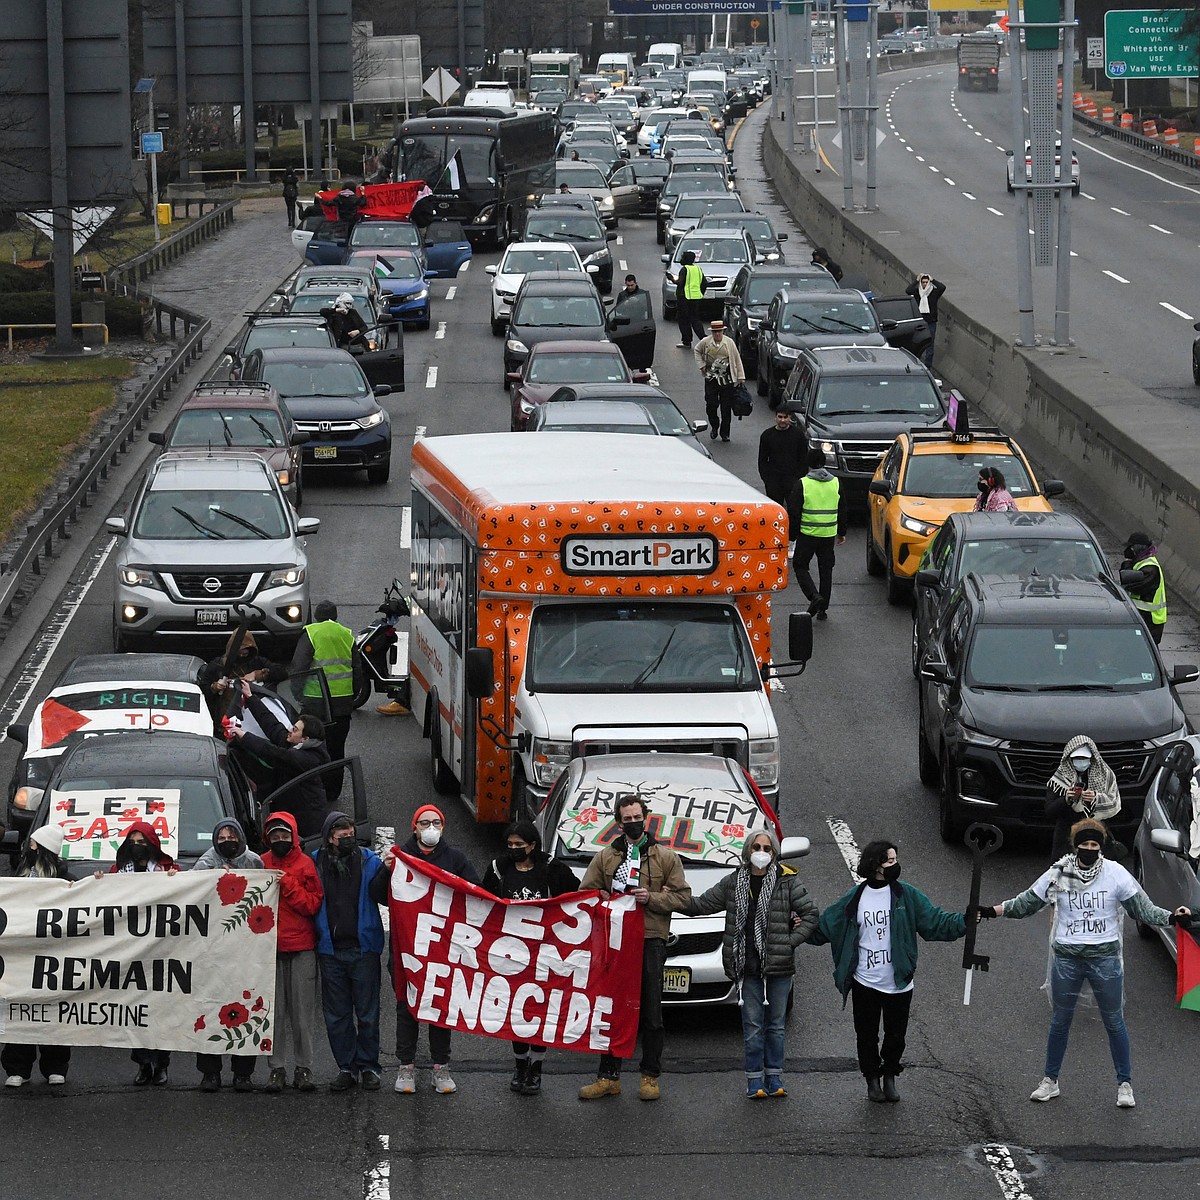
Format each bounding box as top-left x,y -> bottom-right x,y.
48,789 -> 180,863
389,853 -> 644,1056
0,870 -> 279,1052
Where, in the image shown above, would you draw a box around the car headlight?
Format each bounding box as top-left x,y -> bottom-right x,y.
358,410 -> 386,429
506,339 -> 529,354
497,290 -> 516,302
658,202 -> 671,213
820,440 -> 838,456
276,469 -> 291,487
267,566 -> 305,587
776,343 -> 800,359
583,250 -> 607,265
519,399 -> 535,414
748,737 -> 779,789
410,288 -> 429,302
598,195 -> 615,210
899,513 -> 939,537
119,566 -> 159,589
746,316 -> 761,330
1150,728 -> 1189,747
959,725 -> 1003,748
531,737 -> 572,787
764,251 -> 781,262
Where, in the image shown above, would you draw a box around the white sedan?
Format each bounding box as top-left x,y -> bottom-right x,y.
485,241 -> 595,336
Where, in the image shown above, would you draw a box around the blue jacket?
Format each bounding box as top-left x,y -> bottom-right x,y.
311,846 -> 387,955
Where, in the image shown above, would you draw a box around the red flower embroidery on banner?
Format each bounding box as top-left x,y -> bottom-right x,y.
252,996 -> 264,1012
219,1002 -> 250,1028
122,806 -> 141,819
55,800 -> 71,812
194,1015 -> 206,1032
147,800 -> 165,814
216,873 -> 248,905
247,905 -> 275,934
259,1038 -> 272,1054
243,990 -> 252,1000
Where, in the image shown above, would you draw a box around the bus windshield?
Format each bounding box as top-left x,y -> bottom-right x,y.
526,602 -> 758,692
402,134 -> 495,188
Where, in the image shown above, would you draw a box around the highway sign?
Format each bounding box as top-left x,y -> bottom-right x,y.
1104,9 -> 1199,79
423,67 -> 459,104
1087,37 -> 1103,69
141,132 -> 164,155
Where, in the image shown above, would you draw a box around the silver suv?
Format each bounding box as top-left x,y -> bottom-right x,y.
107,452 -> 319,653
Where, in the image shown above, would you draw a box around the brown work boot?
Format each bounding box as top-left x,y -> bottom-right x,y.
376,700 -> 410,716
638,1074 -> 661,1102
578,1076 -> 621,1101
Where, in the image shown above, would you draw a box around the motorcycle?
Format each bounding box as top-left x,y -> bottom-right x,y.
352,577 -> 412,709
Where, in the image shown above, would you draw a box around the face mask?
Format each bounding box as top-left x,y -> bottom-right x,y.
216,840 -> 241,860
881,863 -> 901,883
621,821 -> 645,842
508,847 -> 529,863
334,838 -> 356,859
1075,847 -> 1100,867
1070,756 -> 1091,775
129,844 -> 151,866
749,850 -> 773,870
269,839 -> 293,858
419,826 -> 442,848
977,480 -> 988,493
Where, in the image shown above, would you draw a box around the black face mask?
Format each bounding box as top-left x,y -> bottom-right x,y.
622,821 -> 645,842
977,479 -> 989,493
508,847 -> 529,863
1075,847 -> 1100,867
881,863 -> 902,883
269,840 -> 293,858
129,844 -> 152,866
215,840 -> 241,860
334,838 -> 357,859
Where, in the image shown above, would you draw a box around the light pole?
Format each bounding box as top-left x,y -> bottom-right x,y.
135,77 -> 161,246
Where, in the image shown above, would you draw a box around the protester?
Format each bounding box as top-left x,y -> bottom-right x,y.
685,828 -> 819,1098
3,825 -> 72,1088
197,629 -> 287,721
905,272 -> 945,368
810,247 -> 843,283
757,406 -> 808,505
694,319 -> 745,444
282,167 -> 300,228
787,447 -> 846,621
810,839 -> 965,1103
982,818 -> 1192,1109
481,820 -> 581,1095
319,293 -> 370,351
1045,736 -> 1122,858
1120,530 -> 1167,644
313,812 -> 389,1092
193,818 -> 264,1093
392,804 -> 480,1095
972,467 -> 1017,513
579,794 -> 691,1102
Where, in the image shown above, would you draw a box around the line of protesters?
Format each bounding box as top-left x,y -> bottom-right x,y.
4,797 -> 1192,1109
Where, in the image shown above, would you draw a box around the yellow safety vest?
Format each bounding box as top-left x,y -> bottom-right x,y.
682,264 -> 705,300
799,475 -> 840,538
1131,554 -> 1167,625
304,620 -> 355,698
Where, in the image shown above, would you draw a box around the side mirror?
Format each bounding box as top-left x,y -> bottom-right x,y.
778,835 -> 810,860
661,254 -> 670,263
374,384 -> 392,397
296,516 -> 321,535
914,568 -> 940,589
224,343 -> 238,357
465,646 -> 496,700
1170,664 -> 1200,685
377,311 -> 396,323
105,516 -> 127,535
879,319 -> 898,331
485,264 -> 498,277
1042,479 -> 1065,499
290,430 -> 310,446
611,315 -> 631,327
148,431 -> 166,445
920,660 -> 952,685
691,418 -> 709,433
586,264 -> 599,274
787,610 -> 813,665
424,271 -> 438,280
631,370 -> 651,383
0,829 -> 19,853
606,231 -> 617,241
6,722 -> 28,746
506,371 -> 522,384
778,232 -> 788,241
868,479 -> 892,498
1150,827 -> 1187,856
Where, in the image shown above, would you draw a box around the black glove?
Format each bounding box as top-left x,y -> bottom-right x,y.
1169,912 -> 1192,929
974,904 -> 998,919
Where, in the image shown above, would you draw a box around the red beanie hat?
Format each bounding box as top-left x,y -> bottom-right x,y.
412,804 -> 445,830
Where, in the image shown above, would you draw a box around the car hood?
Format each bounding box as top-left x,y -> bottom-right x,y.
959,686 -> 1183,743
809,414 -> 944,439
120,533 -> 306,568
514,326 -> 609,350
777,331 -> 886,351
280,394 -> 377,420
380,278 -> 427,299
895,495 -> 1053,523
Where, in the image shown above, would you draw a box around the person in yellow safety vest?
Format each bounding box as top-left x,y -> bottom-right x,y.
786,447 -> 846,621
290,600 -> 362,800
1119,531 -> 1167,645
674,249 -> 707,349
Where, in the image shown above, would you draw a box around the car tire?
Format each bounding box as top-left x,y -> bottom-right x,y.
910,613 -> 922,678
1193,351 -> 1200,386
938,755 -> 964,844
865,527 -> 884,577
367,459 -> 391,485
884,537 -> 910,605
428,702 -> 457,796
112,618 -> 132,654
491,317 -> 506,337
918,700 -> 939,786
755,358 -> 768,397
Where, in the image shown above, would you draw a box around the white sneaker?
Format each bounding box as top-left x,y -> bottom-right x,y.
393,1064 -> 415,1094
47,1074 -> 66,1086
431,1064 -> 457,1094
4,1075 -> 25,1088
1117,1082 -> 1136,1108
1029,1076 -> 1060,1102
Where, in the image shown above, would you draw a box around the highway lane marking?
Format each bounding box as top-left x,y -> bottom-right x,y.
363,1133 -> 390,1199
1079,191 -> 1096,200
1161,302 -> 1194,320
928,165 -> 941,174
616,235 -> 624,245
399,509 -> 411,549
1081,140 -> 1200,196
963,192 -> 976,200
446,286 -> 457,300
434,321 -> 447,339
619,259 -> 628,271
983,1144 -> 1035,1200
1103,270 -> 1130,284
1111,207 -> 1130,216
0,536 -> 118,727
944,177 -> 956,186
987,207 -> 1004,216
826,817 -> 862,881
1149,223 -> 1173,235
425,367 -> 438,387
915,155 -> 925,162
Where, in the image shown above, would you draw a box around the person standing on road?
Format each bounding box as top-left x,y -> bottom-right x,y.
684,828 -> 819,1099
193,818 -> 263,1094
758,407 -> 808,506
578,794 -> 691,1103
972,467 -> 1018,513
980,818 -> 1193,1109
1045,736 -> 1122,859
391,804 -> 480,1096
313,812 -> 389,1094
810,839 -> 966,1104
787,447 -> 846,621
260,811 -> 323,1095
3,825 -> 72,1090
675,249 -> 707,348
290,600 -> 362,802
694,319 -> 745,444
810,247 -> 843,283
282,168 -> 300,228
905,272 -> 945,368
1119,531 -> 1167,645
480,820 -> 581,1096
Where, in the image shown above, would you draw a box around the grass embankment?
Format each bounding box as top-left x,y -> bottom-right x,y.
0,208 -> 196,271
0,357 -> 134,541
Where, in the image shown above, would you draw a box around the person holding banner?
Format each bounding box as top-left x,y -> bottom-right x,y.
685,828 -> 819,1099
3,825 -> 72,1089
481,820 -> 582,1096
579,794 -> 691,1103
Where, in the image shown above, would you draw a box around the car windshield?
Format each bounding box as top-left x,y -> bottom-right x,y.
781,300 -> 877,334
676,197 -> 741,218
631,161 -> 669,179
401,133 -> 494,187
903,452 -> 1034,498
527,602 -> 758,691
349,223 -> 419,248
556,165 -> 608,189
964,624 -> 1161,692
513,293 -> 604,328
958,537 -> 1106,579
172,409 -> 285,448
542,417 -> 655,433
502,249 -> 581,274
290,292 -> 371,316
134,489 -> 289,540
242,324 -> 331,354
260,359 -> 370,398
525,216 -> 603,241
527,353 -> 628,383
814,377 -> 944,417
732,218 -> 774,240
669,162 -> 724,175
677,236 -> 748,264
637,398 -> 690,434
747,274 -> 828,302
665,178 -> 724,199
350,253 -> 422,280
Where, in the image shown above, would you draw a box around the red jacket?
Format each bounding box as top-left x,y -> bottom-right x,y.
109,820 -> 176,873
263,811 -> 323,952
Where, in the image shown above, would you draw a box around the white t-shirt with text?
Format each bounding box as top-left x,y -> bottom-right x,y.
854,885 -> 914,994
1031,859 -> 1139,946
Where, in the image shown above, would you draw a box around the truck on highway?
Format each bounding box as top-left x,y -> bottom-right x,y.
527,52 -> 581,97
957,35 -> 1001,91
647,42 -> 684,71
597,52 -> 637,86
408,433 -> 811,823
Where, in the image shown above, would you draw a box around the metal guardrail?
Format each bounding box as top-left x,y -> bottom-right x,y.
107,202 -> 236,287
1068,105 -> 1200,170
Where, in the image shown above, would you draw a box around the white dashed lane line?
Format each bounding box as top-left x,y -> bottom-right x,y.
425,366 -> 438,387
1161,302 -> 1194,319
1149,224 -> 1173,235
1103,270 -> 1131,284
963,192 -> 976,201
987,207 -> 1004,216
446,286 -> 457,300
1111,207 -> 1130,216
434,321 -> 447,339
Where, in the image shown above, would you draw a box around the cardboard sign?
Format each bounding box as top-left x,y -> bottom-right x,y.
49,789 -> 181,862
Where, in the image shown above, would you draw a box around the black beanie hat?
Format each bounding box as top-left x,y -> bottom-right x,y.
1071,818 -> 1106,848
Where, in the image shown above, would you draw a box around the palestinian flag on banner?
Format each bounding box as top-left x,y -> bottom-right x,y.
436,150 -> 466,193
1177,926 -> 1200,1012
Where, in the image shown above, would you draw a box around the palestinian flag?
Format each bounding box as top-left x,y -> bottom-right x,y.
373,256 -> 394,280
1177,927 -> 1200,1012
436,149 -> 466,193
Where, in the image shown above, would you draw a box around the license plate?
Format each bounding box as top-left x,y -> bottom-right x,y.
662,967 -> 691,995
196,609 -> 229,627
313,446 -> 337,460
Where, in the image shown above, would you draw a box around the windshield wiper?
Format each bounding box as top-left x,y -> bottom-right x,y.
217,413 -> 234,447
630,627 -> 678,688
246,413 -> 280,446
1039,683 -> 1119,692
208,508 -> 270,538
971,683 -> 1034,692
171,506 -> 227,539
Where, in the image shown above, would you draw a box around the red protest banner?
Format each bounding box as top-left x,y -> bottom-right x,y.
388,852 -> 644,1057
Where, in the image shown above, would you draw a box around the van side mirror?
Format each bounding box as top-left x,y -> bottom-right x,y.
788,611 -> 813,665
465,647 -> 496,700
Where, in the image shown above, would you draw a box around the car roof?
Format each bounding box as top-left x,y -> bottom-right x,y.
529,340 -> 624,356
58,653 -> 203,687
745,263 -> 831,278
549,382 -> 671,400
777,288 -> 869,306
906,436 -> 1016,457
178,391 -> 283,411
516,274 -> 603,295
804,345 -> 928,372
247,314 -> 326,327
946,511 -> 1094,539
150,452 -> 276,488
53,729 -> 222,777
252,346 -> 359,363
961,573 -> 1134,625
538,401 -> 657,428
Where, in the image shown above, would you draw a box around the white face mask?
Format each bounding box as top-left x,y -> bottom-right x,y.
1070,756 -> 1092,775
419,826 -> 442,848
749,850 -> 773,870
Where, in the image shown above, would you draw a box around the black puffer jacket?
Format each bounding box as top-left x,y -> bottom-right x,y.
686,864 -> 819,979
240,694 -> 330,838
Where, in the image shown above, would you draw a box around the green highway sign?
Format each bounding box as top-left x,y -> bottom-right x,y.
1104,9 -> 1200,79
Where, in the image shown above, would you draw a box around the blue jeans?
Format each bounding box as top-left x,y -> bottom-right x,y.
741,975 -> 793,1078
1045,952 -> 1131,1084
320,950 -> 382,1075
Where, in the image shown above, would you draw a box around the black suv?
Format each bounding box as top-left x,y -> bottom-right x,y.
917,572 -> 1196,844
503,273 -> 612,379
911,511 -> 1112,677
723,263 -> 839,373
779,346 -> 947,506
522,208 -> 616,294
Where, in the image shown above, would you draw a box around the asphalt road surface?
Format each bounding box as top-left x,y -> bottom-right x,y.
0,99 -> 1198,1200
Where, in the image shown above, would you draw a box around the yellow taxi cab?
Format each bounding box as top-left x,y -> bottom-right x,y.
865,415 -> 1065,604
